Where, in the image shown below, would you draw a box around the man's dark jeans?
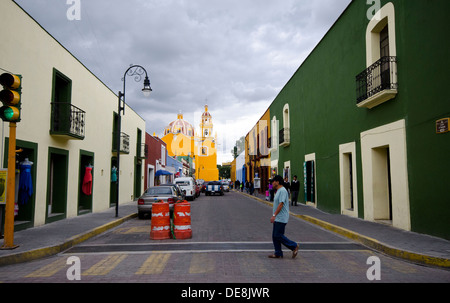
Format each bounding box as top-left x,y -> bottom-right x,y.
272,221 -> 297,257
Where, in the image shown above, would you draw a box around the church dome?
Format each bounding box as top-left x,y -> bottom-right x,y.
164,113 -> 194,137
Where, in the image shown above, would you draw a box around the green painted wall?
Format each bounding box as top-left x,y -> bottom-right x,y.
269,0 -> 450,239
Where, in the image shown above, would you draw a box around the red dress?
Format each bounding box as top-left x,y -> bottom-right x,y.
82,167 -> 93,195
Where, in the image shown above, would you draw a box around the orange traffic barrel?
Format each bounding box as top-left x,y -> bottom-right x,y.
173,201 -> 192,239
150,201 -> 171,240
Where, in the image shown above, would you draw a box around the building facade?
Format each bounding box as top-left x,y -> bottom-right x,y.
0,0 -> 145,231
162,106 -> 218,182
247,0 -> 450,239
245,108 -> 271,194
144,133 -> 168,189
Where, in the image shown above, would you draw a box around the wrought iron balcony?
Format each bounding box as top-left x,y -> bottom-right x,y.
50,102 -> 85,140
279,128 -> 290,147
137,143 -> 148,159
112,132 -> 130,154
356,56 -> 398,109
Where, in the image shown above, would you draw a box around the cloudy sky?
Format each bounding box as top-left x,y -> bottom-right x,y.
15,0 -> 351,164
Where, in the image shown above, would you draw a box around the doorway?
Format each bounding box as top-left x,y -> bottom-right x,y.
147,164 -> 155,189
46,148 -> 69,223
78,150 -> 94,215
134,158 -> 142,200
361,120 -> 410,231
110,157 -> 117,207
372,146 -> 393,224
2,139 -> 37,231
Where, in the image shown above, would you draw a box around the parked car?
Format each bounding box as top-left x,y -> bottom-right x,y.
221,180 -> 230,192
205,181 -> 224,196
137,185 -> 184,219
175,177 -> 197,200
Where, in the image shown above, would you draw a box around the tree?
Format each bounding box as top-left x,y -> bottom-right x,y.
231,136 -> 245,159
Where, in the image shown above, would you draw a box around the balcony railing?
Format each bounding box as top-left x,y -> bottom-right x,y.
112,132 -> 130,154
50,102 -> 85,140
356,56 -> 398,108
279,128 -> 290,147
137,143 -> 148,159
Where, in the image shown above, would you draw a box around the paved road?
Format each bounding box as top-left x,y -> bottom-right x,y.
1,191 -> 449,284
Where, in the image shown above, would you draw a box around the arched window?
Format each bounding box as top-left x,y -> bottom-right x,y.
280,104 -> 290,147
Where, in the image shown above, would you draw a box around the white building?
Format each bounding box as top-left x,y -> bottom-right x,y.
0,0 -> 145,230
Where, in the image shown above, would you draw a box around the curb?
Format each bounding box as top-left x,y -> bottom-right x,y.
240,191 -> 450,269
0,213 -> 137,266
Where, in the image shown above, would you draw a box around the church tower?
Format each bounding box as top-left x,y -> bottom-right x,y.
201,105 -> 213,139
196,104 -> 218,181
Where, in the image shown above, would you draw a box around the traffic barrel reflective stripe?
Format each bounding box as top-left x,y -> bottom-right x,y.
150,202 -> 171,240
173,201 -> 192,239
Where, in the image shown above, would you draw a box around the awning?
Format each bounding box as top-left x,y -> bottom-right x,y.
155,170 -> 172,177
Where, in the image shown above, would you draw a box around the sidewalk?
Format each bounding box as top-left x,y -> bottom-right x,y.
239,189 -> 450,269
0,201 -> 137,266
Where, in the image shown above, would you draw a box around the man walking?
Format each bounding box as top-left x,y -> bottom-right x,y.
269,175 -> 299,259
291,175 -> 300,206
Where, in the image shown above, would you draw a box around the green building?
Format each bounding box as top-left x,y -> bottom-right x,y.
268,0 -> 450,239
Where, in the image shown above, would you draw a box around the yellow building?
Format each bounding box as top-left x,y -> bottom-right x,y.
162,105 -> 218,181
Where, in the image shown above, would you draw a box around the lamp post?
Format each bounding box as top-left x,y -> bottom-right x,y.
116,65 -> 152,218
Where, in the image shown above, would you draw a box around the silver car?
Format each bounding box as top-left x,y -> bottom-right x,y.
137,185 -> 184,219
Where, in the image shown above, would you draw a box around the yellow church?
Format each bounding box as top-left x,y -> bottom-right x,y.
162,105 -> 219,181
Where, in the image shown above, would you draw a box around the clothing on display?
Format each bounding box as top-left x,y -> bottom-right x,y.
111,166 -> 117,182
82,164 -> 93,195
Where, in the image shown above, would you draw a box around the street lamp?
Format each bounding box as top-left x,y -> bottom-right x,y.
116,65 -> 152,217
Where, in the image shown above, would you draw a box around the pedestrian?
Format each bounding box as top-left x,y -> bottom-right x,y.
268,180 -> 274,201
291,175 -> 300,206
284,176 -> 291,205
269,175 -> 299,259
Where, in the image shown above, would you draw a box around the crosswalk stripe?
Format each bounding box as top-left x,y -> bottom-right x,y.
136,253 -> 171,275
189,254 -> 215,274
25,258 -> 67,278
82,254 -> 127,276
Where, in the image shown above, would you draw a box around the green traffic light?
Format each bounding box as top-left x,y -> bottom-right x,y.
4,108 -> 15,120
0,106 -> 20,122
0,73 -> 21,122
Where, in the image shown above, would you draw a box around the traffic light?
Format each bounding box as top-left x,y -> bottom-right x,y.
0,73 -> 22,122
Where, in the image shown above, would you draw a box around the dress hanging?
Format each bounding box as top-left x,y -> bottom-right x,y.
82,165 -> 93,195
18,159 -> 33,206
111,166 -> 117,182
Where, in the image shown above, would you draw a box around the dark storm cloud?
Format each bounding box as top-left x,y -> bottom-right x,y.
14,0 -> 351,162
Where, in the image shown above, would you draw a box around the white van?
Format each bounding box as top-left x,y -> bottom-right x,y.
175,177 -> 196,201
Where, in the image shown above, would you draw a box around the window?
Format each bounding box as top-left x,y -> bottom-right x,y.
280,104 -> 290,147
366,2 -> 396,67
271,116 -> 278,151
161,145 -> 166,166
357,2 -> 398,108
50,69 -> 85,139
